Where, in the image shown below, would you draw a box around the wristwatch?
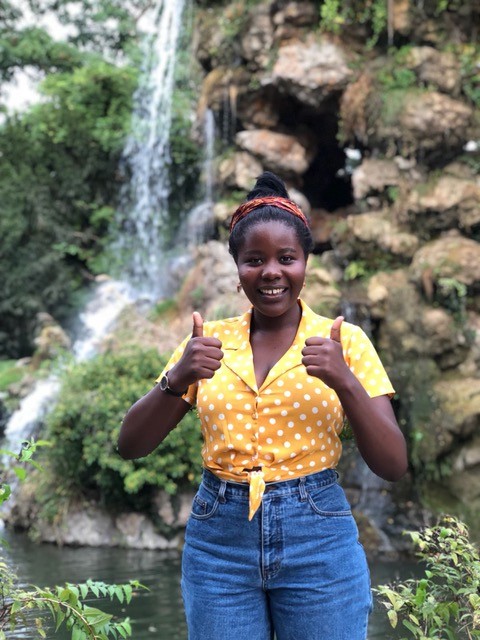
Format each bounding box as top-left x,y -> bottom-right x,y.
159,372 -> 186,397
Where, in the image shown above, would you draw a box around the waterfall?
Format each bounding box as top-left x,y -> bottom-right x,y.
1,280 -> 134,457
176,108 -> 216,247
73,280 -> 134,362
114,0 -> 187,301
166,108 -> 217,291
1,0 -> 194,468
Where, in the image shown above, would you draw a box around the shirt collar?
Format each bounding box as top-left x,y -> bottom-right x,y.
220,299 -> 326,393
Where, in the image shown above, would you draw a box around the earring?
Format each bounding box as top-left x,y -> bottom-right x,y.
237,283 -> 242,293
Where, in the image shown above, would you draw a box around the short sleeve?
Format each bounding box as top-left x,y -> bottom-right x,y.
344,325 -> 395,398
155,334 -> 198,405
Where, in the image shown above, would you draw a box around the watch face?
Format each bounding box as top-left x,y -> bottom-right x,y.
160,375 -> 168,391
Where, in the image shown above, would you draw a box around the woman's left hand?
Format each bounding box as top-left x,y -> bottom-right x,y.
301,316 -> 353,390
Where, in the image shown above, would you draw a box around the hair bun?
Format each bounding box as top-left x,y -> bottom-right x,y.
246,171 -> 289,201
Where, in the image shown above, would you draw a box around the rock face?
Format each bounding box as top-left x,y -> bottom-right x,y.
270,35 -> 353,108
187,0 -> 480,539
235,129 -> 313,175
3,480 -> 194,549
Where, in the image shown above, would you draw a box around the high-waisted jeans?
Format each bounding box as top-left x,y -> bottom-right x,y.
182,468 -> 372,640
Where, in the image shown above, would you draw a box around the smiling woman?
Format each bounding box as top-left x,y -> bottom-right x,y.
118,171 -> 408,640
236,222 -> 306,325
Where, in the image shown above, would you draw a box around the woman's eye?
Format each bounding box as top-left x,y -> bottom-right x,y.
248,258 -> 262,265
280,256 -> 294,263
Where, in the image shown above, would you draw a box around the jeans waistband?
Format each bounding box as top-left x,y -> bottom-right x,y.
201,467 -> 338,499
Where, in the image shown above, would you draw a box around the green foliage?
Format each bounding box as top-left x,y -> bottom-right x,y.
320,0 -> 388,49
377,66 -> 417,91
0,438 -> 50,507
166,14 -> 203,221
0,360 -> 23,391
434,277 -> 467,322
0,57 -> 136,358
389,359 -> 440,472
43,349 -> 202,511
376,515 -> 480,639
19,0 -> 150,55
0,27 -> 83,82
343,260 -> 369,281
149,298 -> 178,321
200,0 -> 260,64
458,44 -> 480,108
36,59 -> 136,154
0,441 -> 143,639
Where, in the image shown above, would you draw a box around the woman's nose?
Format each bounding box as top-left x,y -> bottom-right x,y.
261,260 -> 281,279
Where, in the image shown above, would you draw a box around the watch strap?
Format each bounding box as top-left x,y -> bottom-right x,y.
160,373 -> 187,397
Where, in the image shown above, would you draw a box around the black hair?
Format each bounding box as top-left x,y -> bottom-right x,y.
228,171 -> 314,262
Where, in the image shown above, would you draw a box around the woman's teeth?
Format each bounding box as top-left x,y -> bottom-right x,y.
260,288 -> 285,295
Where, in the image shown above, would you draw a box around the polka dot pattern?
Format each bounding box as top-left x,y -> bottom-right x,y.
158,300 -> 395,518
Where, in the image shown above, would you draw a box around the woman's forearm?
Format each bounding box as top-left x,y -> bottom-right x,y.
336,376 -> 408,481
117,384 -> 190,459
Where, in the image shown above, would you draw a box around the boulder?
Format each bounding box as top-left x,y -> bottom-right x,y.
448,432 -> 480,529
405,46 -> 461,94
269,34 -> 353,108
32,313 -> 71,366
392,0 -> 412,35
272,1 -> 317,40
240,3 -> 274,71
235,128 -> 313,175
366,269 -> 468,368
420,307 -> 469,369
458,311 -> 480,378
352,158 -> 402,200
396,91 -> 473,156
410,234 -> 480,290
366,269 -> 428,356
177,241 -> 251,320
218,151 -> 263,190
302,265 -> 341,317
435,378 -> 480,441
332,210 -> 419,263
340,75 -> 471,162
153,489 -> 196,529
406,176 -> 480,233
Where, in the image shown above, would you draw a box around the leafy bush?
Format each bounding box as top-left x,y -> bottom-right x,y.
376,515 -> 480,639
0,360 -> 24,391
43,349 -> 202,512
0,58 -> 136,358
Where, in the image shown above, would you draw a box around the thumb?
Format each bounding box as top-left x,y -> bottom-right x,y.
330,316 -> 344,343
192,311 -> 204,338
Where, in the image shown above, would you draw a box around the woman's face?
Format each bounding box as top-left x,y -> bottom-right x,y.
236,220 -> 307,320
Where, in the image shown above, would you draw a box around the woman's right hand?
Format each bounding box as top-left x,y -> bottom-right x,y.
167,312 -> 224,391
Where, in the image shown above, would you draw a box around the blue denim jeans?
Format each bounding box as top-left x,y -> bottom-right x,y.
182,468 -> 372,640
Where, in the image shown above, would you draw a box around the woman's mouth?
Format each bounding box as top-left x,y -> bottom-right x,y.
258,287 -> 287,297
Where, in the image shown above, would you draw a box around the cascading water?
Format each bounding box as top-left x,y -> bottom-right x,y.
1,0 -> 190,468
176,108 -> 216,248
1,280 -> 134,457
114,0 -> 187,300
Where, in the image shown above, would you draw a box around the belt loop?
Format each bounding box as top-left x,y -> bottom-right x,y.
218,480 -> 227,504
298,476 -> 308,502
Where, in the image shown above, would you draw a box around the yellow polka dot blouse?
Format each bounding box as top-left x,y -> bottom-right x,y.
159,300 -> 394,519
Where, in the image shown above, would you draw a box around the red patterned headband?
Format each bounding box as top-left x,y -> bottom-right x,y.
229,196 -> 309,233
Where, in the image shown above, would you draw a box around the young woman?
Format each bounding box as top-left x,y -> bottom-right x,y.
118,171 -> 408,640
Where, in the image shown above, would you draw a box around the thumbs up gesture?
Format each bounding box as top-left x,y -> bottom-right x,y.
167,312 -> 224,391
301,316 -> 350,389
